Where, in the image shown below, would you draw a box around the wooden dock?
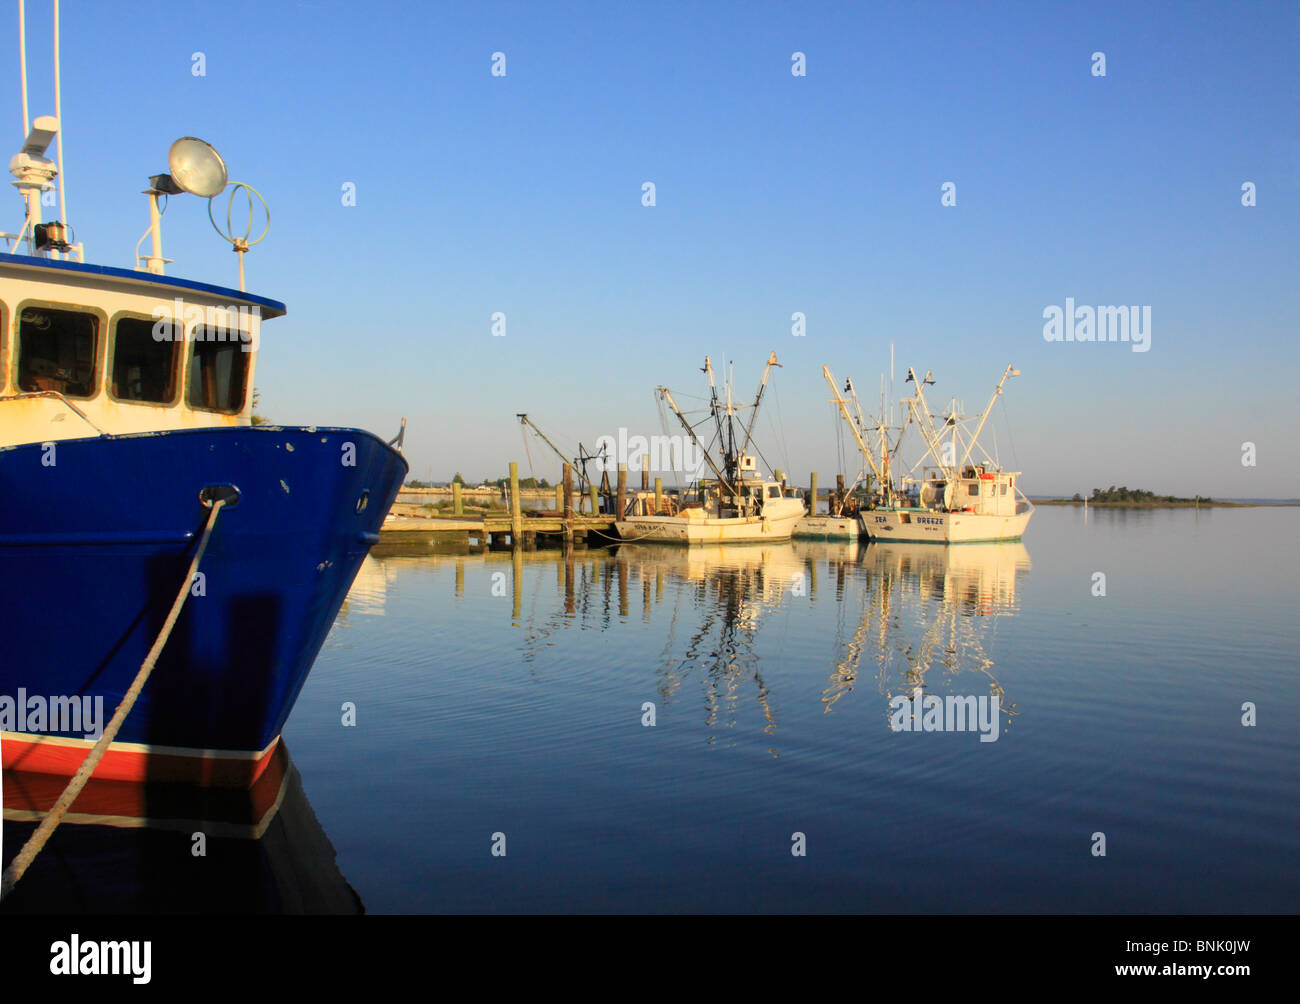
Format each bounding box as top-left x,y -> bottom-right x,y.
377,513 -> 618,552
377,459 -> 621,553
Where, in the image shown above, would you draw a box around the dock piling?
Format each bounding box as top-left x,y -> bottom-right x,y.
509,461 -> 522,547
564,545 -> 576,614
563,463 -> 574,545
511,545 -> 523,621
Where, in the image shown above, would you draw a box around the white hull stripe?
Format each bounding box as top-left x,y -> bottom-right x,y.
1,730 -> 277,762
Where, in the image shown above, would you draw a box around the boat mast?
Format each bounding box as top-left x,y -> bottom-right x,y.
724,362 -> 737,480
882,409 -> 912,491
847,375 -> 897,494
657,385 -> 737,495
701,355 -> 737,489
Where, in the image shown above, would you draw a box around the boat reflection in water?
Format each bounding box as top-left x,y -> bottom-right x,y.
493,537 -> 1029,744
819,541 -> 1031,722
615,542 -> 809,741
0,742 -> 361,914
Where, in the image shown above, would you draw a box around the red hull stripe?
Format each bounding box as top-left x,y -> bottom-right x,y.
1,731 -> 280,788
4,742 -> 291,833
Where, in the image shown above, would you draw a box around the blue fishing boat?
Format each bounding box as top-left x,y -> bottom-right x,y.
0,46 -> 406,786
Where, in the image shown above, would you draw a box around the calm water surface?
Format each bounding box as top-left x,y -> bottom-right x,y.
294,504 -> 1298,912
4,506 -> 1297,913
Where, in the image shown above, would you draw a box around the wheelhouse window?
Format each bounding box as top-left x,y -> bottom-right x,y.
111,317 -> 178,403
188,334 -> 248,413
968,483 -> 980,496
17,307 -> 98,398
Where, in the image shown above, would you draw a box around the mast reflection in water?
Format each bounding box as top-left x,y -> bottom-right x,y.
820,541 -> 1030,725
589,540 -> 1029,751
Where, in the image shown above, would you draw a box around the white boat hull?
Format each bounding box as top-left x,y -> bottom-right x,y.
793,515 -> 863,540
860,507 -> 1032,543
615,509 -> 803,544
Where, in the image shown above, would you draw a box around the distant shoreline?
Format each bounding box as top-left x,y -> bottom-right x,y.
1032,499 -> 1298,508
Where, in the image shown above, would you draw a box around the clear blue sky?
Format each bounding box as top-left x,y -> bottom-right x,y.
10,1 -> 1298,496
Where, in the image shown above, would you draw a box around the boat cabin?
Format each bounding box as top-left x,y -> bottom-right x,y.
705,474 -> 798,518
917,463 -> 1022,517
638,467 -> 800,520
0,253 -> 284,450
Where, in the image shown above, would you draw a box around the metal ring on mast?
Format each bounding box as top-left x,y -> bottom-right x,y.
208,182 -> 270,249
208,182 -> 270,291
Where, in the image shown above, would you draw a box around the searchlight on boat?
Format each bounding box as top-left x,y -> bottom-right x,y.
140,135 -> 229,275
138,136 -> 268,291
165,136 -> 229,198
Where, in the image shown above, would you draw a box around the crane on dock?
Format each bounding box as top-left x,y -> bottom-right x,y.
516,413 -> 609,512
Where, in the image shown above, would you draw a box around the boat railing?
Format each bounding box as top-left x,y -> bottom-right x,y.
0,390 -> 107,436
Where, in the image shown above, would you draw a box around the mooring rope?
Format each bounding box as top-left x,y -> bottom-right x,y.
0,499 -> 226,899
592,527 -> 669,542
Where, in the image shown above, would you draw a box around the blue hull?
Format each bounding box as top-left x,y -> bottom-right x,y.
0,426 -> 406,766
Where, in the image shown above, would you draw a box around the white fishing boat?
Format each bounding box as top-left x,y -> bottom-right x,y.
825,361 -> 1032,544
615,353 -> 805,544
862,364 -> 1032,543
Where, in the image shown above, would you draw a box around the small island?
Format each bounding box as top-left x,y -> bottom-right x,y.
1037,486 -> 1238,508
